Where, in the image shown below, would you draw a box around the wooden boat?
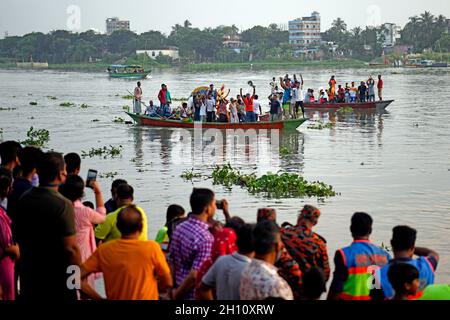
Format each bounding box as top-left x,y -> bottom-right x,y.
303,100 -> 394,111
126,112 -> 307,130
108,65 -> 151,79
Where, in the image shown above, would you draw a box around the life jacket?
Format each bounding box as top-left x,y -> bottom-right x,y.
377,257 -> 435,300
339,240 -> 391,300
309,96 -> 315,102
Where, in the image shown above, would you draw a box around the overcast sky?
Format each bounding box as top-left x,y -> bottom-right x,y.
1,0 -> 449,37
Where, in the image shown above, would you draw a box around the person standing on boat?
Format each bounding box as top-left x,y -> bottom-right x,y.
337,85 -> 345,103
158,84 -> 171,117
377,75 -> 384,101
206,94 -> 216,122
229,98 -> 239,123
134,82 -> 143,114
269,94 -> 282,122
280,77 -> 292,118
349,82 -> 357,103
240,86 -> 256,123
253,95 -> 262,122
328,76 -> 337,101
358,81 -> 367,103
367,76 -> 376,102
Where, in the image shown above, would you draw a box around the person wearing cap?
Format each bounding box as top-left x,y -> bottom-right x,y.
281,205 -> 330,282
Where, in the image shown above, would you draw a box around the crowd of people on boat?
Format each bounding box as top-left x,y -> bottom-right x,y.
0,141 -> 448,301
131,73 -> 385,124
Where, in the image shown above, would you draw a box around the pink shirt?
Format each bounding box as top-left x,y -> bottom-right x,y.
0,206 -> 15,300
73,200 -> 106,263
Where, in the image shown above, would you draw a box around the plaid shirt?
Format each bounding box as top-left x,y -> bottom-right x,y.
169,216 -> 213,300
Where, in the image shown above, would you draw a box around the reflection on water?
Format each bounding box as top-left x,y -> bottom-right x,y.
0,68 -> 449,284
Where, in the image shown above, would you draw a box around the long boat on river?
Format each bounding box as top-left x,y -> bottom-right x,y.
303,100 -> 394,111
126,112 -> 307,130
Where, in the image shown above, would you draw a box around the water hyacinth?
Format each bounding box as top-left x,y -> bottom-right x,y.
60,102 -> 75,107
210,164 -> 336,198
29,101 -> 38,106
81,145 -> 123,159
180,169 -> 202,181
307,122 -> 335,130
20,127 -> 50,148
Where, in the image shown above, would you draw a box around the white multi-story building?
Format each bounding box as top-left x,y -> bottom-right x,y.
381,23 -> 401,47
136,47 -> 180,61
289,11 -> 321,52
106,17 -> 130,35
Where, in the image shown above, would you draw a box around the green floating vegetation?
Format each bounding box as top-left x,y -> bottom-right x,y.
60,102 -> 75,107
307,122 -> 335,130
81,145 -> 123,159
29,101 -> 38,106
122,95 -> 134,100
122,105 -> 130,111
180,169 -> 202,181
80,103 -> 91,109
20,127 -> 50,148
172,97 -> 188,102
99,172 -> 118,179
337,106 -> 354,114
0,107 -> 17,111
47,96 -> 57,100
280,146 -> 291,156
91,119 -> 100,122
210,164 -> 336,198
113,117 -> 125,123
0,128 -> 3,138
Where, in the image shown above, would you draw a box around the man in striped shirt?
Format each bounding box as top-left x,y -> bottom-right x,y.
169,189 -> 216,300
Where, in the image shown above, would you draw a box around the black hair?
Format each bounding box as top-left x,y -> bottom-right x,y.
0,141 -> 22,166
236,223 -> 255,254
225,216 -> 245,233
18,147 -> 43,176
83,201 -> 95,210
37,152 -> 65,186
253,220 -> 279,256
254,95 -> 259,99
350,212 -> 373,238
117,205 -> 143,236
190,188 -> 215,215
302,267 -> 327,300
111,179 -> 127,191
116,184 -> 134,200
137,81 -> 141,86
391,226 -> 417,252
64,153 -> 81,175
388,262 -> 419,296
59,174 -> 84,202
0,167 -> 13,197
166,204 -> 185,226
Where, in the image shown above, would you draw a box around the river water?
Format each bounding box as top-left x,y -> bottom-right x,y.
0,67 -> 449,284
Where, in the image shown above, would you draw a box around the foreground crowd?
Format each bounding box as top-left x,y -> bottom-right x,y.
0,141 -> 449,301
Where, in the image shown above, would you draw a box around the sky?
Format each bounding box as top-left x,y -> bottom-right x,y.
1,0 -> 449,37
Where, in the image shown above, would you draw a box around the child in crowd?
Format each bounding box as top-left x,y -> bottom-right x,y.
155,205 -> 186,255
387,263 -> 420,300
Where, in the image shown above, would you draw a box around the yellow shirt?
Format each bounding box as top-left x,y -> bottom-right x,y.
82,239 -> 170,300
95,206 -> 148,243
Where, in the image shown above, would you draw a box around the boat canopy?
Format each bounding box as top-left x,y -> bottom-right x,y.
109,65 -> 143,69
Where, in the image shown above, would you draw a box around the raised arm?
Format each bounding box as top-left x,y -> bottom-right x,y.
252,86 -> 256,98
279,77 -> 287,90
415,247 -> 439,264
240,88 -> 243,97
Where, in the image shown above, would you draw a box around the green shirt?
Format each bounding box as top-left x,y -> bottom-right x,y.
419,285 -> 450,300
95,205 -> 148,243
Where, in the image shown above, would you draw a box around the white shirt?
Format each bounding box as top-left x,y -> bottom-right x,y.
253,100 -> 261,115
206,99 -> 215,112
200,103 -> 207,116
187,96 -> 194,109
291,88 -> 299,102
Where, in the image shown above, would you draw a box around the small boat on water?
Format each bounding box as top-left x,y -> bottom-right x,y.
126,112 -> 307,130
108,65 -> 151,79
303,100 -> 394,111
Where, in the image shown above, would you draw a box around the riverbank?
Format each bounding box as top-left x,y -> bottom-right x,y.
0,59 -> 378,74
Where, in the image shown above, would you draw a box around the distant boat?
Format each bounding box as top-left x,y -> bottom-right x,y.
126,112 -> 307,130
16,61 -> 48,69
107,65 -> 151,79
303,100 -> 394,111
406,59 -> 448,68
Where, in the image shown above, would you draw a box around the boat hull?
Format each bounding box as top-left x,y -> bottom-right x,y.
126,113 -> 307,130
303,100 -> 394,110
109,72 -> 151,79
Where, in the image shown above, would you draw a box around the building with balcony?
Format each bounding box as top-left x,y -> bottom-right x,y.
381,23 -> 401,48
106,17 -> 130,35
289,11 -> 321,56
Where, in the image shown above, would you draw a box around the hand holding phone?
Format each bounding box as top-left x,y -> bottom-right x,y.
86,169 -> 98,189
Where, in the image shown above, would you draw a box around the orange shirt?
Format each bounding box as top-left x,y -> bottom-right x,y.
82,239 -> 170,300
243,96 -> 254,113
